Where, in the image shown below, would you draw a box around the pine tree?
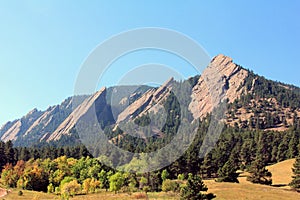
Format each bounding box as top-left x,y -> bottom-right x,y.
201,152 -> 217,178
247,156 -> 272,185
19,147 -> 30,161
217,158 -> 239,183
289,156 -> 300,191
4,141 -> 15,164
0,141 -> 7,168
180,173 -> 216,200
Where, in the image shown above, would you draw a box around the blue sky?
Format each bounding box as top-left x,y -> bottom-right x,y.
0,0 -> 300,126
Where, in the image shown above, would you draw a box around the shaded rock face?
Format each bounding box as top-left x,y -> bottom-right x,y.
189,54 -> 248,119
116,77 -> 173,123
46,88 -> 107,141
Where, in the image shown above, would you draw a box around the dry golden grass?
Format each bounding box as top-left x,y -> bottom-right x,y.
3,181 -> 300,200
70,192 -> 178,200
205,176 -> 300,200
2,189 -> 59,200
267,158 -> 295,186
204,159 -> 299,200
3,190 -> 179,200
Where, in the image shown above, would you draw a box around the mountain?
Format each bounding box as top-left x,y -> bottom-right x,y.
1,54 -> 300,147
0,97 -> 74,146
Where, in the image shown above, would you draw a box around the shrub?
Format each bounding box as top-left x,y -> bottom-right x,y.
162,179 -> 181,193
83,178 -> 100,194
61,180 -> 81,197
18,190 -> 23,196
47,183 -> 54,193
177,174 -> 185,180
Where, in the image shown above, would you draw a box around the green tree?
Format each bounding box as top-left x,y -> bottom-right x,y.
201,152 -> 217,178
109,172 -> 125,193
162,179 -> 181,193
4,141 -> 15,164
139,176 -> 150,193
161,169 -> 169,181
98,170 -> 111,191
247,156 -> 272,185
289,156 -> 300,191
217,158 -> 239,183
180,173 -> 215,200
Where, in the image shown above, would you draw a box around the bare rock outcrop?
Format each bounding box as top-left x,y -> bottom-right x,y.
1,109 -> 43,142
116,77 -> 173,123
46,87 -> 106,141
189,54 -> 248,119
1,120 -> 22,142
24,106 -> 58,136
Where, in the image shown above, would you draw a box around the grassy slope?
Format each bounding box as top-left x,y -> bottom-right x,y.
266,158 -> 295,186
205,177 -> 300,200
205,158 -> 299,200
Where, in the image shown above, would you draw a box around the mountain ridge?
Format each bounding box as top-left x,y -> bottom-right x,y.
1,54 -> 300,146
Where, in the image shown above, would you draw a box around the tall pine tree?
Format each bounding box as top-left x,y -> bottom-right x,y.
247,156 -> 272,185
217,157 -> 239,183
289,156 -> 300,191
180,173 -> 215,200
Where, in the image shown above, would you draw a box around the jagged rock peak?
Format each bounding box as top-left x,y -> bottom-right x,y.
208,54 -> 240,78
26,108 -> 39,117
161,77 -> 174,88
189,54 -> 249,119
211,54 -> 233,65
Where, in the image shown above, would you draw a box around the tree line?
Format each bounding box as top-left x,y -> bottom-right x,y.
0,141 -> 91,170
1,156 -> 215,199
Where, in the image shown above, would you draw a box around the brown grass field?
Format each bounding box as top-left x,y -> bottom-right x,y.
2,159 -> 300,200
266,158 -> 295,186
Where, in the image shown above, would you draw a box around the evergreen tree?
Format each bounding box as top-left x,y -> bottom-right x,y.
201,152 -> 217,178
19,147 -> 30,161
289,156 -> 300,191
217,157 -> 239,183
0,141 -> 6,168
247,156 -> 272,185
180,173 -> 215,200
4,141 -> 15,164
287,131 -> 299,158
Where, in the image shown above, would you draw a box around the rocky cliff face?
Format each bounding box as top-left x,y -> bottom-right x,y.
46,88 -> 107,141
16,97 -> 74,146
116,77 -> 173,123
189,54 -> 248,119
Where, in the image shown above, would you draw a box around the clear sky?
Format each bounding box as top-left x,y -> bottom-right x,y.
0,0 -> 300,126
